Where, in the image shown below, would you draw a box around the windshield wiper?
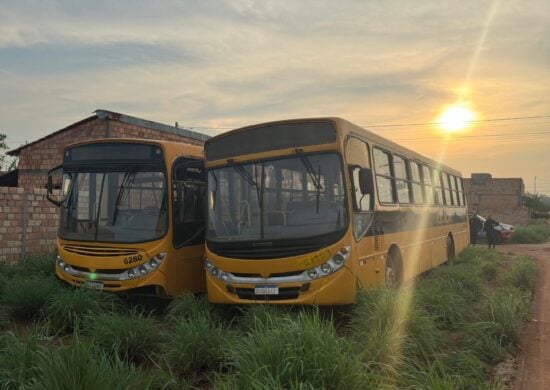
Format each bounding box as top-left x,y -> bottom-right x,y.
295,149 -> 323,213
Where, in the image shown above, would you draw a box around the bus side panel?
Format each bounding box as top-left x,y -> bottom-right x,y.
354,235 -> 385,289
163,244 -> 205,296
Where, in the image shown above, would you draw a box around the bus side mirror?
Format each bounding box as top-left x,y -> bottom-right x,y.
359,168 -> 374,195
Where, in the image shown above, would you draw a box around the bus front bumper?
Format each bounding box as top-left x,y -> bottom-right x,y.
206,265 -> 357,305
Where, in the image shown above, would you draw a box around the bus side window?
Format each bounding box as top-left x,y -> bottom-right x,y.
393,155 -> 411,204
410,162 -> 423,204
373,148 -> 396,204
172,158 -> 206,248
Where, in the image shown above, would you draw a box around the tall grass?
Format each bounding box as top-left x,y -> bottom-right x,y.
0,329 -> 44,388
31,338 -> 147,390
506,255 -> 537,291
510,222 -> 550,244
166,292 -> 218,321
1,276 -> 63,320
161,314 -> 231,385
44,288 -> 123,334
16,253 -> 57,278
223,310 -> 367,389
85,309 -> 161,364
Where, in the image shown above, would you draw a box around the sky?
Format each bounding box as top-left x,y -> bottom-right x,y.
0,0 -> 549,194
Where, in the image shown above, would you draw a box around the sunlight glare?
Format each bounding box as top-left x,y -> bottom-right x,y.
437,105 -> 475,132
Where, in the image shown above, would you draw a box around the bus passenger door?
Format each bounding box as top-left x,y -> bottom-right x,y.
345,137 -> 379,288
170,158 -> 207,294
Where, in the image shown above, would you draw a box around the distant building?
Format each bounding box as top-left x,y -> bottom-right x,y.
463,173 -> 529,225
4,109 -> 209,190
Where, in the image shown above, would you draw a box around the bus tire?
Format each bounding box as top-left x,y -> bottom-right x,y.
446,235 -> 455,265
385,249 -> 402,288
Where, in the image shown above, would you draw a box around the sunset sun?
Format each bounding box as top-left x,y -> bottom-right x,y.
437,104 -> 476,132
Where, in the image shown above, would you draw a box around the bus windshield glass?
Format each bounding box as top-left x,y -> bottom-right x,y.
207,152 -> 348,243
59,170 -> 168,243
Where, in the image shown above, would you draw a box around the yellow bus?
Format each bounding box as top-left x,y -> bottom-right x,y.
204,118 -> 469,305
47,138 -> 206,296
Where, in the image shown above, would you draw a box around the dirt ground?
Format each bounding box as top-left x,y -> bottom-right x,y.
495,243 -> 550,390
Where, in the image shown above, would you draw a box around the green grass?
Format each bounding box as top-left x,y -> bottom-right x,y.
223,310 -> 367,389
506,255 -> 537,291
31,338 -> 148,390
510,222 -> 550,244
161,314 -> 232,386
0,328 -> 45,389
0,247 -> 535,388
84,309 -> 161,364
1,276 -> 63,320
44,288 -> 123,334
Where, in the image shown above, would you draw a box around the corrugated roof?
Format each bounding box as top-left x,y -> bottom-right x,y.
7,109 -> 210,156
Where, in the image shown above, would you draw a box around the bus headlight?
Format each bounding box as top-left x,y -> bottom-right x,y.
304,246 -> 350,281
122,252 -> 166,280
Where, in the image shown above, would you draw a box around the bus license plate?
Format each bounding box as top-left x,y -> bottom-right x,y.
84,281 -> 104,290
254,286 -> 279,295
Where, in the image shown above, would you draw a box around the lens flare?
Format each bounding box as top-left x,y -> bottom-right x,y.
437,105 -> 475,132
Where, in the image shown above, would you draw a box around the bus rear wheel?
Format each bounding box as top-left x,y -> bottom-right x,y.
446,235 -> 456,265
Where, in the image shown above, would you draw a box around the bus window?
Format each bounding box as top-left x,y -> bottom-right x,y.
373,148 -> 396,204
393,155 -> 411,204
410,161 -> 423,204
173,158 -> 206,247
455,176 -> 465,206
422,165 -> 435,204
346,137 -> 374,239
448,174 -> 458,206
442,172 -> 452,205
432,170 -> 444,205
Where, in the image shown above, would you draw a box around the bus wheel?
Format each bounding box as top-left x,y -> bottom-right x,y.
385,252 -> 400,288
446,235 -> 456,265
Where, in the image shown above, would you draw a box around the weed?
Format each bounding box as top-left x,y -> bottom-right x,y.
506,255 -> 537,291
480,262 -> 498,281
510,223 -> 550,244
16,253 -> 57,278
224,310 -> 366,389
0,330 -> 44,388
44,288 -> 123,333
415,278 -> 469,329
1,276 -> 63,320
85,309 -> 161,364
32,338 -> 147,389
161,314 -> 231,385
484,288 -> 530,346
166,293 -> 217,321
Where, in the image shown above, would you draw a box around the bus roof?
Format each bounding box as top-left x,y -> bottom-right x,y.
206,117 -> 462,177
64,138 -> 203,159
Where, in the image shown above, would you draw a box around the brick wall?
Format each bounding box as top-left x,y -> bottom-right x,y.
0,187 -> 59,262
16,117 -> 204,191
464,176 -> 530,226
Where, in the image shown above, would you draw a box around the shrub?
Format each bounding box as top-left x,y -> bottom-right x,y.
31,338 -> 147,389
44,288 -> 122,333
2,276 -> 62,320
484,288 -> 530,346
506,255 -> 537,291
510,223 -> 550,244
166,293 -> 217,321
0,330 -> 44,388
162,314 -> 231,384
16,253 -> 57,278
85,309 -> 161,364
225,310 -> 366,389
415,278 -> 469,329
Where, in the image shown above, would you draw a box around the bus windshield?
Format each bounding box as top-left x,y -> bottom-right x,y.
207,152 -> 348,243
59,170 -> 168,243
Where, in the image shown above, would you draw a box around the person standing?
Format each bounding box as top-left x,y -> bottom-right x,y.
485,215 -> 499,249
469,214 -> 481,246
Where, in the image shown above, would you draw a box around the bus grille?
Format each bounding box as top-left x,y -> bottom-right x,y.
62,245 -> 139,257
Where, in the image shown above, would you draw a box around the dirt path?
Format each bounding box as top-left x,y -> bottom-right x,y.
496,243 -> 550,390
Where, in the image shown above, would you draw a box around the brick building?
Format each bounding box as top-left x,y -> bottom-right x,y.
463,173 -> 529,226
0,109 -> 209,261
6,109 -> 209,191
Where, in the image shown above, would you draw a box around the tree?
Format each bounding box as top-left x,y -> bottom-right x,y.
0,133 -> 18,172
